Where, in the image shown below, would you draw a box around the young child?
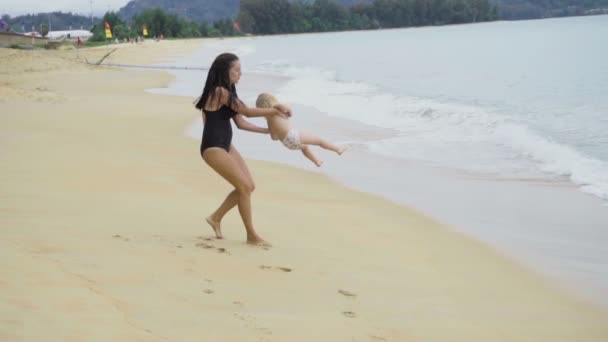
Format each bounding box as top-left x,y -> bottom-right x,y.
256,93 -> 346,167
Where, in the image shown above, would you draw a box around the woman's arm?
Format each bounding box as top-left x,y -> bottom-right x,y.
273,103 -> 292,116
234,102 -> 282,118
233,114 -> 270,134
216,87 -> 290,118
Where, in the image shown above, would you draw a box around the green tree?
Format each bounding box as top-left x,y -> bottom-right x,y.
89,11 -> 127,41
236,10 -> 256,33
112,24 -> 130,40
40,23 -> 49,37
236,0 -> 499,35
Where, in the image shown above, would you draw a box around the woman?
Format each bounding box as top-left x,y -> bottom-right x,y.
195,53 -> 290,247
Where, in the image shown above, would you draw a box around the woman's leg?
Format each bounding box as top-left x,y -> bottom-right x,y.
299,131 -> 346,155
227,146 -> 267,244
202,147 -> 268,246
206,144 -> 256,237
205,190 -> 237,239
228,145 -> 255,189
207,145 -> 255,224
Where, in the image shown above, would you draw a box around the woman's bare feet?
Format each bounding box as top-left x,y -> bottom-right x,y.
315,160 -> 324,167
247,235 -> 272,247
206,217 -> 223,239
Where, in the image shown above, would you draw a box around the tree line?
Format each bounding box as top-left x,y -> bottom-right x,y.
6,0 -> 607,41
237,0 -> 498,35
90,0 -> 499,41
89,10 -> 240,41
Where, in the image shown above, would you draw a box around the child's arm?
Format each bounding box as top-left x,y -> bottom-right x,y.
233,114 -> 270,134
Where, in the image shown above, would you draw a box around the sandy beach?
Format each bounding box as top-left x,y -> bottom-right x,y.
1,40 -> 607,341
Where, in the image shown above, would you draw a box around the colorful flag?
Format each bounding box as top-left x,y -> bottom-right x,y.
104,21 -> 112,39
142,25 -> 148,36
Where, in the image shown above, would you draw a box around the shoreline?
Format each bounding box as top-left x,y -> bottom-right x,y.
2,41 -> 608,341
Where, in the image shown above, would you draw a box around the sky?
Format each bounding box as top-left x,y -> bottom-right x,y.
1,0 -> 131,17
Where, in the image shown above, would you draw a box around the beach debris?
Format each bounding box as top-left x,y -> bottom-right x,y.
91,48 -> 117,65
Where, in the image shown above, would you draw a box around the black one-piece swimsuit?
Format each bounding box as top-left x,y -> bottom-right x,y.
200,106 -> 237,154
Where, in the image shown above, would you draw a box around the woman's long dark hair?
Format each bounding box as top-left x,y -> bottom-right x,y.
194,53 -> 240,111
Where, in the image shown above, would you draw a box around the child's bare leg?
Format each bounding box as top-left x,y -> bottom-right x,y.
301,146 -> 323,167
299,131 -> 346,155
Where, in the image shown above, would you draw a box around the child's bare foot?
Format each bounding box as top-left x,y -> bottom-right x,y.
206,217 -> 223,239
315,160 -> 324,167
337,146 -> 348,155
247,236 -> 272,247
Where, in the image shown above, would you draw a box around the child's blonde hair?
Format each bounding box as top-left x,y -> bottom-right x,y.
256,93 -> 279,108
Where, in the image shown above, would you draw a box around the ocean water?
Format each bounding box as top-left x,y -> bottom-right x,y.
212,16 -> 608,201
149,16 -> 608,307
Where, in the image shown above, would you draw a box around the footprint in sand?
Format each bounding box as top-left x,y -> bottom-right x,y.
195,239 -> 231,254
369,335 -> 387,341
112,234 -> 130,242
203,289 -> 214,294
342,311 -> 357,318
338,289 -> 358,320
259,265 -> 292,272
234,313 -> 272,339
196,242 -> 214,249
196,236 -> 216,243
338,289 -> 357,298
